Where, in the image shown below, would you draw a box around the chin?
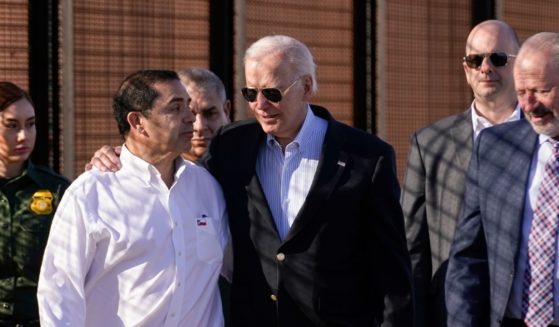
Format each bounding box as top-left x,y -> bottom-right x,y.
531,122 -> 559,137
192,147 -> 206,158
8,155 -> 28,165
260,125 -> 279,135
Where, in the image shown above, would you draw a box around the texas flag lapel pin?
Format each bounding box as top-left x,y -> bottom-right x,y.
197,214 -> 208,226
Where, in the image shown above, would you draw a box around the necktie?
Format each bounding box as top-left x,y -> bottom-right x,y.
523,139 -> 559,327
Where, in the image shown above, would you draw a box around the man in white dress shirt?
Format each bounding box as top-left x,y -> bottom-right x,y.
37,70 -> 229,327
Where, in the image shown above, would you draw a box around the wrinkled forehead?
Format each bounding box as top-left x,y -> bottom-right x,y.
245,53 -> 295,86
156,79 -> 188,96
515,50 -> 559,84
189,88 -> 225,111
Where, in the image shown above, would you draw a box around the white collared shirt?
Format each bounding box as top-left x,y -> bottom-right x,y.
507,135 -> 559,323
470,101 -> 521,139
38,145 -> 229,327
256,106 -> 327,240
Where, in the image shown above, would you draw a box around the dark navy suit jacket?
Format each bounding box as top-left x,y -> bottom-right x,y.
203,105 -> 413,326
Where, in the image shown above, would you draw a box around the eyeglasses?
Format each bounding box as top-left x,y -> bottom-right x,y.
241,78 -> 301,103
463,52 -> 516,69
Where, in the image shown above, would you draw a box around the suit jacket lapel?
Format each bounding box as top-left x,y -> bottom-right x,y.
451,109 -> 474,172
245,106 -> 349,244
502,122 -> 538,261
243,129 -> 283,242
246,174 -> 282,241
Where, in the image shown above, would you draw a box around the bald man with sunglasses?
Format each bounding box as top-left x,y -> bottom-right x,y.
401,19 -> 521,327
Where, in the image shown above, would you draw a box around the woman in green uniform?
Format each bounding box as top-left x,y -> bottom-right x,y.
0,82 -> 70,326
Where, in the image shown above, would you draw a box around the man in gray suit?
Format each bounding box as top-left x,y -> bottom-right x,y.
401,20 -> 520,327
446,32 -> 559,326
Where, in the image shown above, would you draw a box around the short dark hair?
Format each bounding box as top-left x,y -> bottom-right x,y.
0,81 -> 34,112
113,69 -> 179,137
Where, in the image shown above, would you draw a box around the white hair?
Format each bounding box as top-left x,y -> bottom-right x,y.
244,35 -> 318,94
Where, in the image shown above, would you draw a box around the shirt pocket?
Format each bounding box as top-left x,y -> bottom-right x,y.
16,214 -> 53,271
195,216 -> 223,264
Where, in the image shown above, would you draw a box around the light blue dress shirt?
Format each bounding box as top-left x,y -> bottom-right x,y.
256,106 -> 327,240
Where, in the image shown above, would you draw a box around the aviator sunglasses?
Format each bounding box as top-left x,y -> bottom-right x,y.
463,52 -> 516,69
241,77 -> 301,103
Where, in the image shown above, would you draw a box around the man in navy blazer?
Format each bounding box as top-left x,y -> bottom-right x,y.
203,35 -> 413,327
446,32 -> 559,326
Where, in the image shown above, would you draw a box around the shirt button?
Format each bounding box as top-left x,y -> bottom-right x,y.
270,294 -> 278,301
171,313 -> 175,318
178,252 -> 182,256
276,253 -> 286,262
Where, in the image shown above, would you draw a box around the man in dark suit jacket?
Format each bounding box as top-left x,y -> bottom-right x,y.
446,32 -> 559,326
203,35 -> 413,326
88,35 -> 413,326
401,20 -> 520,327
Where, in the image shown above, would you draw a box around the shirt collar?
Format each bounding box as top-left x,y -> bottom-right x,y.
538,134 -> 559,146
470,101 -> 521,138
120,145 -> 186,186
19,160 -> 40,185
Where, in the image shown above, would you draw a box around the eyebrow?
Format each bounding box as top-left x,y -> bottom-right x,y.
167,96 -> 185,105
1,116 -> 36,122
199,106 -> 217,112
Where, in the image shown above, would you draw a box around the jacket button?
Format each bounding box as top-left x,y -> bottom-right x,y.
276,253 -> 286,262
270,294 -> 278,301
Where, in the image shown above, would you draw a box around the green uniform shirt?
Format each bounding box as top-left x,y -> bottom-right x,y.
0,161 -> 70,321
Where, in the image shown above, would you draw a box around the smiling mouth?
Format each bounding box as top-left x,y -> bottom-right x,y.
531,106 -> 553,118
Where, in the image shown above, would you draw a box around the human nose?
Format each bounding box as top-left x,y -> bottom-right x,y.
17,128 -> 28,142
193,114 -> 206,132
183,107 -> 195,124
520,91 -> 538,112
479,56 -> 493,74
254,90 -> 271,107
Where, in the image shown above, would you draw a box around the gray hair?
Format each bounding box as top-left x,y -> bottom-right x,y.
244,35 -> 318,94
518,32 -> 559,70
176,67 -> 227,104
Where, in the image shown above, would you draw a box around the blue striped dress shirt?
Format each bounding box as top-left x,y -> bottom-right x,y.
256,107 -> 327,240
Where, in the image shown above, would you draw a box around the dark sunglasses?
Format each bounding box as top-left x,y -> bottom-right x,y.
241,78 -> 301,103
463,52 -> 516,69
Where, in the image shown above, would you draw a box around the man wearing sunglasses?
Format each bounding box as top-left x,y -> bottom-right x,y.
401,19 -> 521,327
87,35 -> 413,326
204,35 -> 413,326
